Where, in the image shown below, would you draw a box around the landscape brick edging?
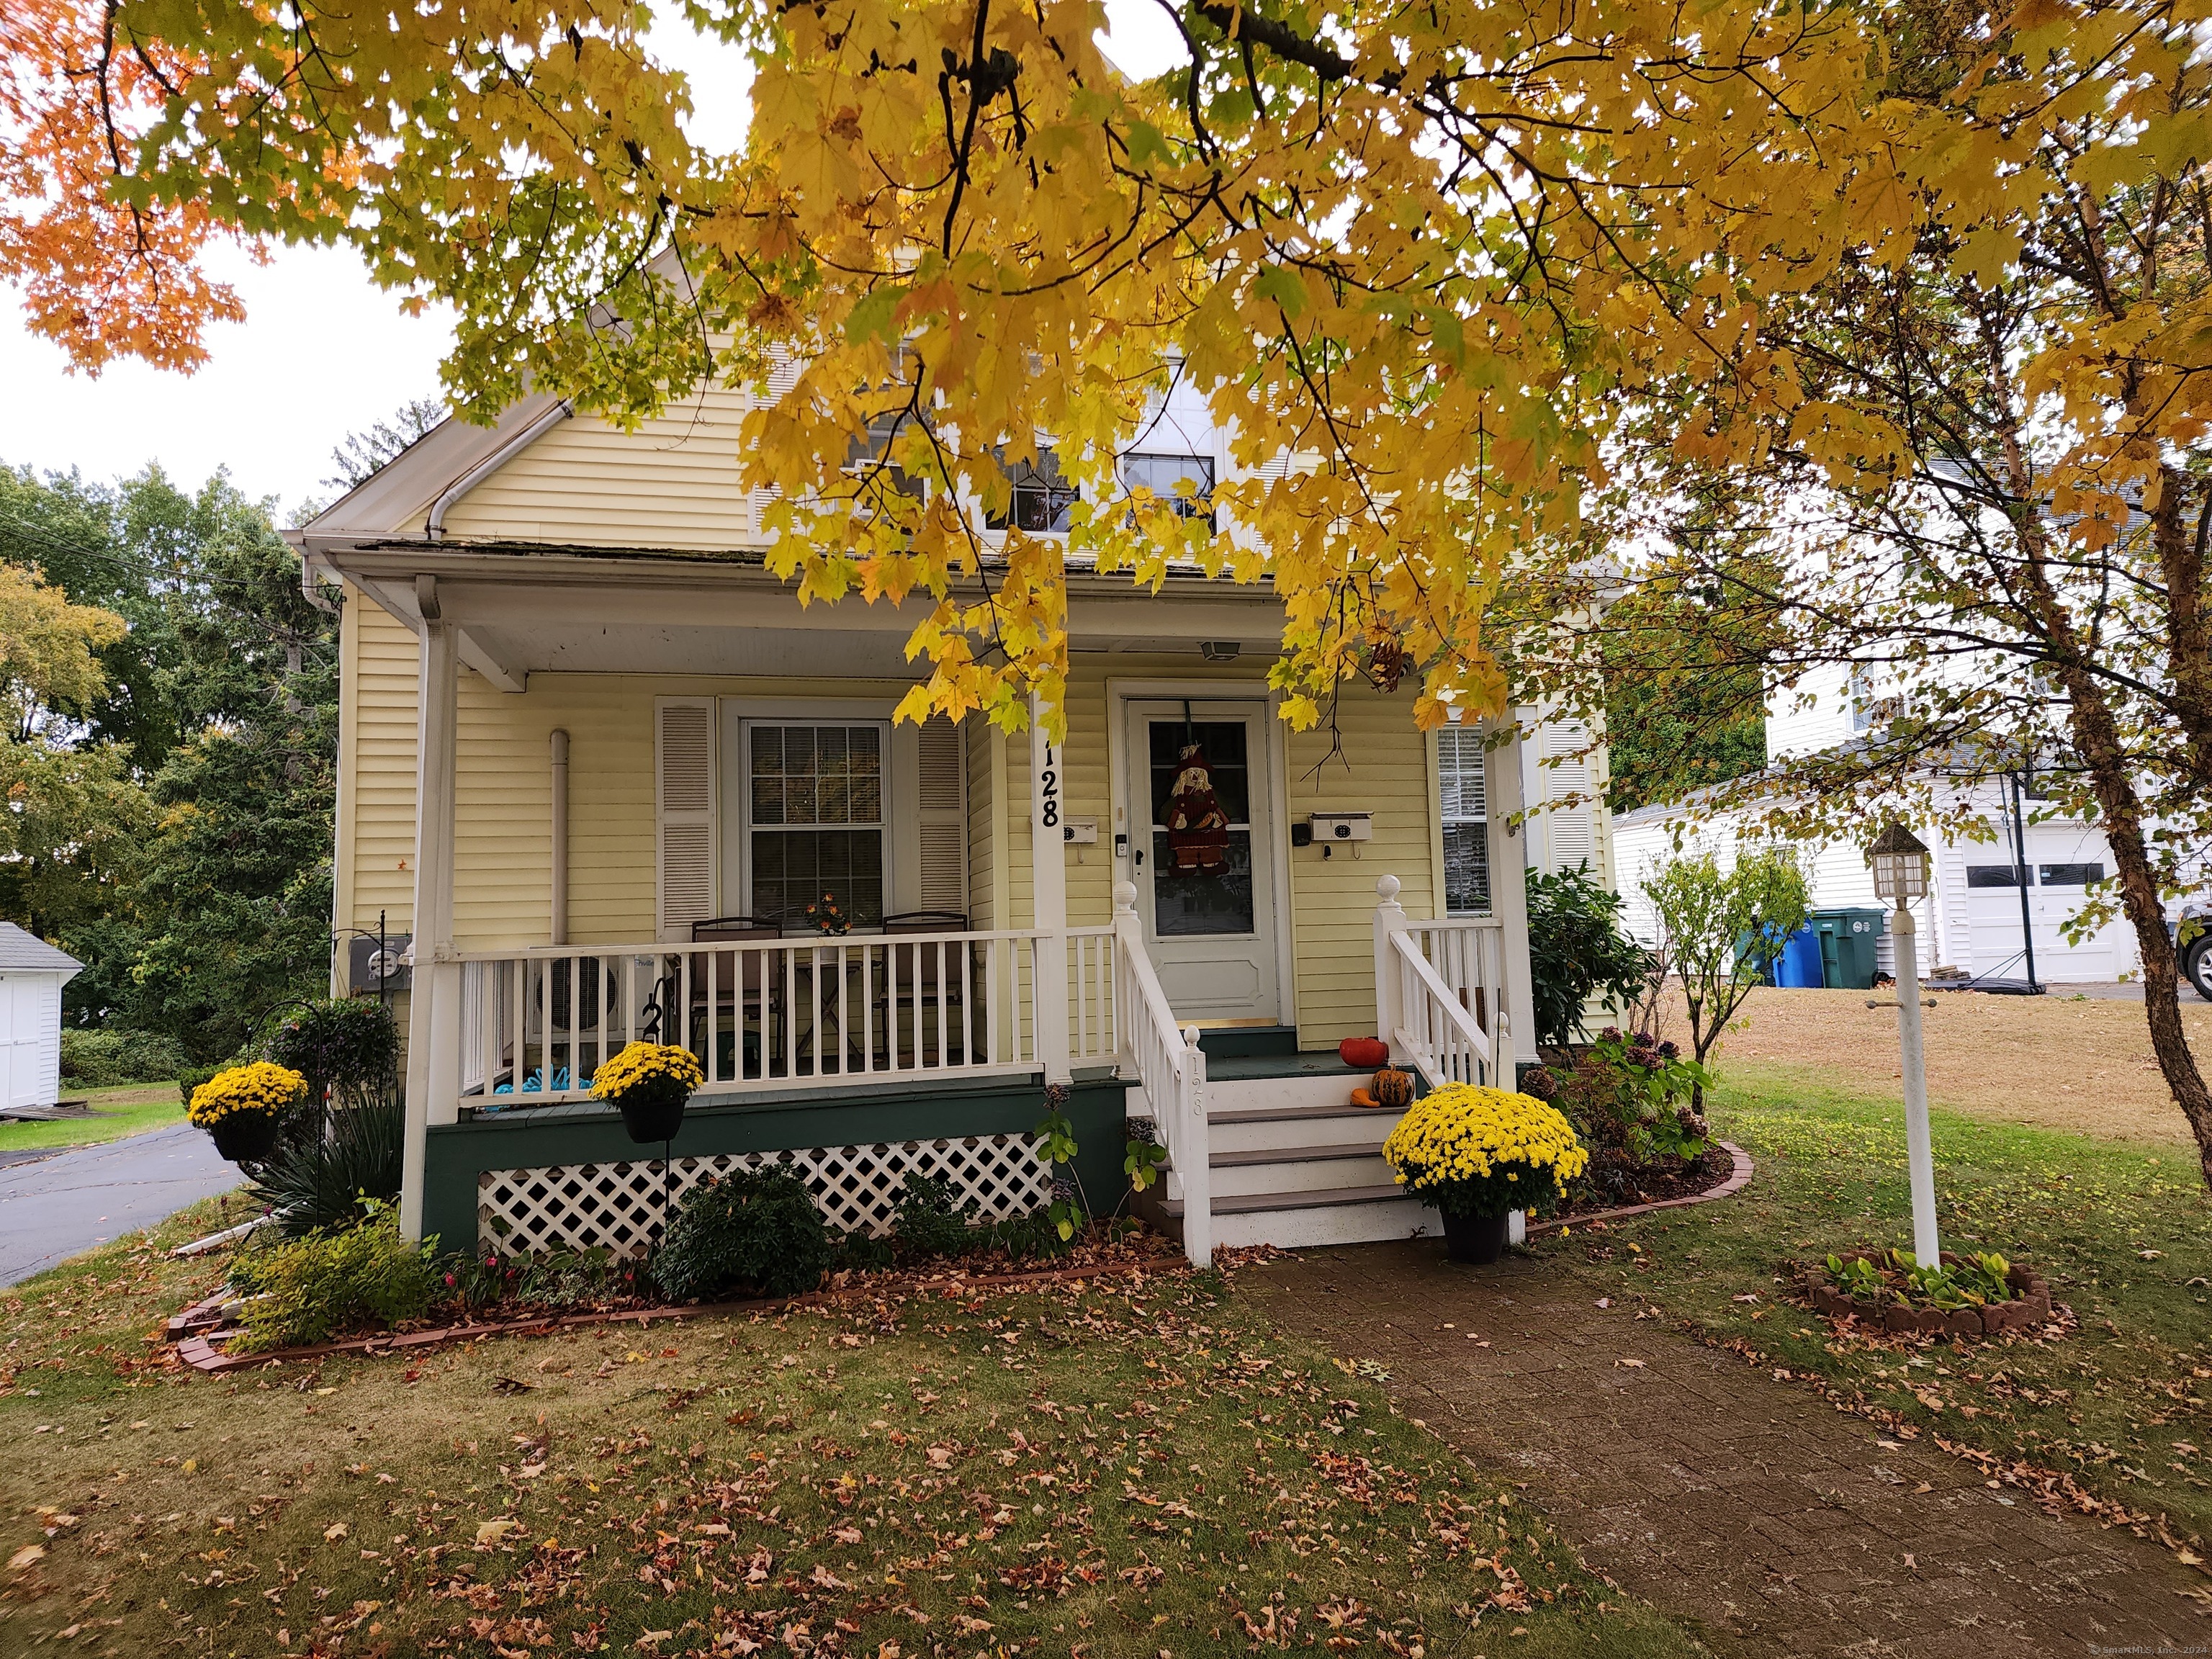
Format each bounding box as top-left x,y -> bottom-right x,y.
167,1255 -> 1179,1374
1522,1141 -> 1753,1238
1799,1252 -> 2057,1339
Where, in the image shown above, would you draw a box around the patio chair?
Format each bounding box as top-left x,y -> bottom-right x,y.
685,917 -> 781,1077
877,912 -> 976,1065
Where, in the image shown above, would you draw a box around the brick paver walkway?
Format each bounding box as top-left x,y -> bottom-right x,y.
1244,1241 -> 2208,1658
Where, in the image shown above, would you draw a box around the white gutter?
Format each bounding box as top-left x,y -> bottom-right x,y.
426,398 -> 575,538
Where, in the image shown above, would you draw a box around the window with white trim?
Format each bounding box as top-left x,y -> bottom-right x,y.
1439,724 -> 1491,914
745,724 -> 887,925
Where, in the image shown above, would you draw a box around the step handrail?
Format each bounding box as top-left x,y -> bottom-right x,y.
1111,881 -> 1210,1268
1388,927 -> 1496,1087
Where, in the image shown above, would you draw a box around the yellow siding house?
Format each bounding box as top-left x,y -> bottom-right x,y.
295,377 -> 1611,1268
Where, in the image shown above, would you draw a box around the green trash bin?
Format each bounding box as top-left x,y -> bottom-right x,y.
1810,908 -> 1887,990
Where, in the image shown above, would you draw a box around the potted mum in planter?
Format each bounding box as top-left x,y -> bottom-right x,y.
188,1061 -> 310,1164
590,1041 -> 704,1144
1382,1082 -> 1588,1264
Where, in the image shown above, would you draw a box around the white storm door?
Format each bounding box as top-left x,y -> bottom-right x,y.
1123,700 -> 1280,1024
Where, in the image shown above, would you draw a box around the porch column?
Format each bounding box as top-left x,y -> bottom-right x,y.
400,616 -> 461,1242
1029,693 -> 1071,1084
1493,714 -> 1536,1084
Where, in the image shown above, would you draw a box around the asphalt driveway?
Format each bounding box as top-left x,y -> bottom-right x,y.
0,1124 -> 242,1287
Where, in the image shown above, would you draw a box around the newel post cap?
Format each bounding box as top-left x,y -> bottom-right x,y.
1375,874 -> 1403,904
1112,881 -> 1138,914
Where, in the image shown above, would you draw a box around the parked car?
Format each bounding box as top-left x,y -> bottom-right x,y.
2177,903 -> 2212,1002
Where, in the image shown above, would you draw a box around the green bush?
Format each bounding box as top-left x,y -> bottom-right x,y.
177,1063 -> 225,1109
891,1174 -> 978,1261
1524,866 -> 1650,1051
225,1202 -> 437,1353
246,1097 -> 405,1236
60,1028 -> 189,1087
266,997 -> 400,1107
652,1170 -> 832,1301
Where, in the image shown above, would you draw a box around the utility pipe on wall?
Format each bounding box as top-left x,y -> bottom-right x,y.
549,728 -> 570,946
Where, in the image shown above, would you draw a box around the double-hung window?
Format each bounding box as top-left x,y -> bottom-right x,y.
1439,724 -> 1491,914
1123,453 -> 1215,528
746,724 -> 887,925
988,447 -> 1079,532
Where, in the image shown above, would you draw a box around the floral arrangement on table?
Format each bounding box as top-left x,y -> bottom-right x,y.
804,891 -> 852,936
1382,1084 -> 1588,1220
187,1061 -> 310,1162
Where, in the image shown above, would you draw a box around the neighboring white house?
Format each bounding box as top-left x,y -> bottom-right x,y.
1611,662 -> 2140,985
0,923 -> 83,1110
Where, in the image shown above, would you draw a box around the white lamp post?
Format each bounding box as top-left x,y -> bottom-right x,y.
1868,822 -> 1939,1268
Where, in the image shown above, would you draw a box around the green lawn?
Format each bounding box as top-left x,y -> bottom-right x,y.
0,1082 -> 186,1156
0,1079 -> 186,1159
1547,1066 -> 2212,1547
0,1202 -> 1698,1658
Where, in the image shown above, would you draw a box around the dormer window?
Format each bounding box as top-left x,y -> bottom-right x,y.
1123,453 -> 1215,529
988,447 -> 1078,532
1849,666 -> 1875,733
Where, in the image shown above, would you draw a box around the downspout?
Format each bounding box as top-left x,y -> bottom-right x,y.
550,729 -> 570,946
426,399 -> 575,538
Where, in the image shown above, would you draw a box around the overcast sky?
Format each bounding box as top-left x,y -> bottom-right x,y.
0,4 -> 1181,518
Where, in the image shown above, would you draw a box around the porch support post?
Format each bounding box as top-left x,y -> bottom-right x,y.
401,616 -> 461,1243
1029,693 -> 1071,1085
1373,874 -> 1410,1064
1493,716 -> 1537,1087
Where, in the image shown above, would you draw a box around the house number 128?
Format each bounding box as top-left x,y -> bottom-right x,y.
1038,746 -> 1060,830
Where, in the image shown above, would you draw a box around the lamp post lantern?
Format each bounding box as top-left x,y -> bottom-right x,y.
1868,822 -> 1939,1267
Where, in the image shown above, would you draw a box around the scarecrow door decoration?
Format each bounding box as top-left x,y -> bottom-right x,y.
1161,743 -> 1232,873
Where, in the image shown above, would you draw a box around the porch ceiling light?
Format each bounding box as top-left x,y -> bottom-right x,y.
1199,640 -> 1241,662
1868,821 -> 1931,904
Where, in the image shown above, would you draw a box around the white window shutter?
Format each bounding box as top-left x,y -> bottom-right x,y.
1437,724 -> 1487,822
915,718 -> 969,914
657,698 -> 716,940
1540,719 -> 1595,873
747,351 -> 804,540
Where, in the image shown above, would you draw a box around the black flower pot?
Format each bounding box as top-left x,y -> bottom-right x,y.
207,1111 -> 282,1165
1441,1207 -> 1511,1264
616,1083 -> 689,1146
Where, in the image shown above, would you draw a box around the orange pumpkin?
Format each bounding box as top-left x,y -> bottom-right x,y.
1370,1067 -> 1415,1109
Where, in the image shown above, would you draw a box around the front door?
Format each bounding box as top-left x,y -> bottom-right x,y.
1124,700 -> 1280,1024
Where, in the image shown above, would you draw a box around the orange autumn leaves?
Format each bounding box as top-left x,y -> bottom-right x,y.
6,0 -> 2210,740
0,0 -> 245,372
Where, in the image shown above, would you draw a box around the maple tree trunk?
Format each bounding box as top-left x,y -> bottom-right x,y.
2031,583 -> 2212,1188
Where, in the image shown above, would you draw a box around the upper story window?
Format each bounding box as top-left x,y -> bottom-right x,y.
845,410 -> 927,506
1849,666 -> 1875,733
1438,723 -> 1491,914
987,447 -> 1079,533
1123,453 -> 1216,528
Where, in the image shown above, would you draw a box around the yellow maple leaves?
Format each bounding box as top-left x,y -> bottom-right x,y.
9,0 -> 2204,742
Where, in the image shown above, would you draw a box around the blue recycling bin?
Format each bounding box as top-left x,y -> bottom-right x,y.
1773,924 -> 1826,988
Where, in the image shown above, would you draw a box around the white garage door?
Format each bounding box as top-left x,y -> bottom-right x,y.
1961,824 -> 2128,981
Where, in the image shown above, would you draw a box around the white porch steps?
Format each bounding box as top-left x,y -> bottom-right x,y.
1126,1073 -> 1434,1251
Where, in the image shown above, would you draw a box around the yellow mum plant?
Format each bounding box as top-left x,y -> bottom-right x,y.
590,1042 -> 703,1104
1382,1084 -> 1588,1220
187,1061 -> 309,1127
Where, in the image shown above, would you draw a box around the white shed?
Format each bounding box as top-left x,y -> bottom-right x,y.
0,923 -> 83,1110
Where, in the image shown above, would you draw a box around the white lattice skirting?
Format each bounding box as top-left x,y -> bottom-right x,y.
476,1135 -> 1053,1258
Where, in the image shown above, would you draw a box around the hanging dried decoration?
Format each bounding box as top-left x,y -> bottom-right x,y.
1363,639 -> 1407,694
1161,745 -> 1231,873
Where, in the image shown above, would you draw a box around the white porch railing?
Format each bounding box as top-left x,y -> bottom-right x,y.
1110,881 -> 1210,1268
455,929 -> 1049,1107
1372,876 -> 1513,1091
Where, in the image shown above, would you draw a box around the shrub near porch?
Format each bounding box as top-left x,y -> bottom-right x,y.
0,1205 -> 1699,1657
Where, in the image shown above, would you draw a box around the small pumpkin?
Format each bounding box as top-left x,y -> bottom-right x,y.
1370,1067 -> 1415,1109
1339,1036 -> 1390,1069
1350,1087 -> 1378,1110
